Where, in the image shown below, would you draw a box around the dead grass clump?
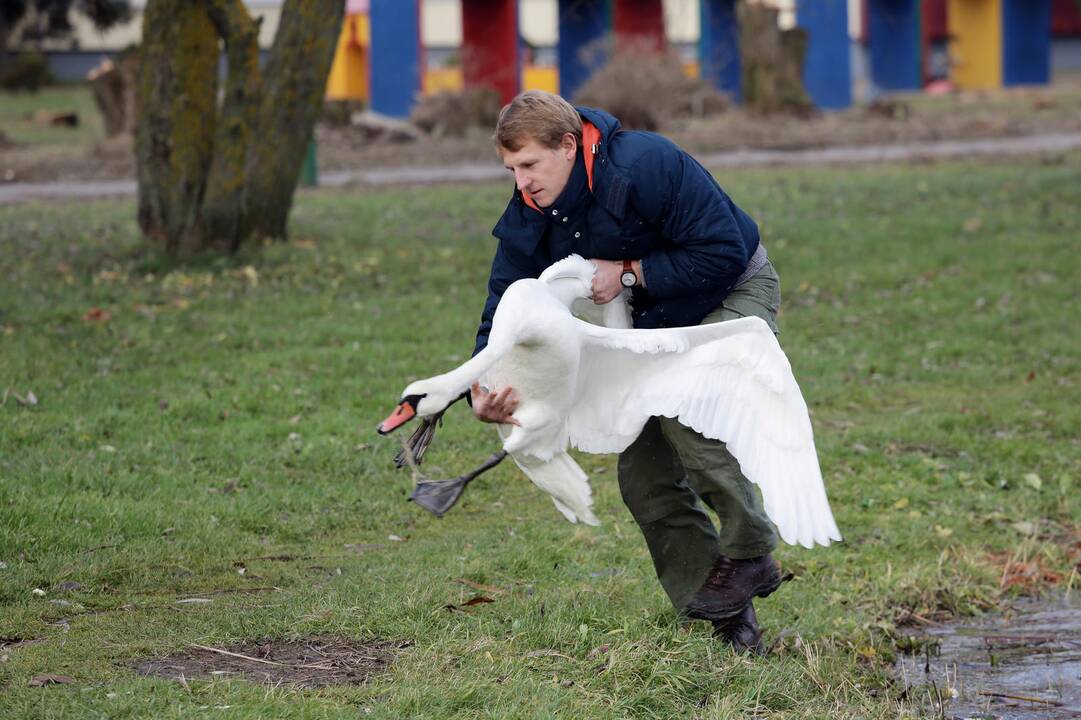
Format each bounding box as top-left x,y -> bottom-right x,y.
411,87 -> 502,137
133,636 -> 405,688
573,40 -> 729,131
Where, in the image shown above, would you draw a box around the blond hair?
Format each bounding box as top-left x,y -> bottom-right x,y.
494,90 -> 582,152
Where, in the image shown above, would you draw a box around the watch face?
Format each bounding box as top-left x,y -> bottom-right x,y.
620,271 -> 636,287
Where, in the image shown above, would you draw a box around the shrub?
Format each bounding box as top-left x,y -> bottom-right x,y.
410,87 -> 502,137
0,52 -> 55,92
572,38 -> 729,131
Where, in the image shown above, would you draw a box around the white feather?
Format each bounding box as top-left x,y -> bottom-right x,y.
395,254 -> 840,545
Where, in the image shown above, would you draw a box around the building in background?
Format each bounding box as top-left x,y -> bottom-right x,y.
20,0 -> 1081,107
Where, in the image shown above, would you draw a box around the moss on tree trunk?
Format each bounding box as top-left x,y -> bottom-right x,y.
135,0 -> 344,257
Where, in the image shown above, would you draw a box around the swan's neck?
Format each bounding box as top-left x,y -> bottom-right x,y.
545,277 -> 588,308
428,344 -> 504,401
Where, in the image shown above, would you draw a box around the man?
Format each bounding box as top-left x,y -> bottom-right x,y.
470,90 -> 785,653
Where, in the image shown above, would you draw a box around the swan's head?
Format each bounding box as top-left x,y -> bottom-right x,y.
539,254 -> 596,303
376,379 -> 457,435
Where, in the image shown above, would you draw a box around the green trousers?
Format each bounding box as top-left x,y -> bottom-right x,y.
617,260 -> 782,613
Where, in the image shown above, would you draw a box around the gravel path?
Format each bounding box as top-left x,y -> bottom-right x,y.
3,132 -> 1080,205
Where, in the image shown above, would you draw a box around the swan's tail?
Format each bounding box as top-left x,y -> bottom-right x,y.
506,446 -> 601,526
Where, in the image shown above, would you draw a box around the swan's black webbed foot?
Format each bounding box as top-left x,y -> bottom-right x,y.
409,476 -> 469,517
408,450 -> 508,518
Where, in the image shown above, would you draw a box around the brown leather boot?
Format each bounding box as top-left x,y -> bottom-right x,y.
713,602 -> 767,655
684,553 -> 784,621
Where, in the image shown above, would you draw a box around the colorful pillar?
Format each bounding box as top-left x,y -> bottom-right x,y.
326,0 -> 370,102
699,0 -> 741,101
462,0 -> 520,104
797,0 -> 852,109
867,0 -> 922,91
558,0 -> 610,100
613,0 -> 666,51
947,0 -> 1051,89
922,0 -> 948,84
369,0 -> 421,117
1003,0 -> 1051,85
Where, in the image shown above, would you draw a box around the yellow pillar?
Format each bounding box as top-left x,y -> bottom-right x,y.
947,0 -> 1002,89
326,13 -> 370,101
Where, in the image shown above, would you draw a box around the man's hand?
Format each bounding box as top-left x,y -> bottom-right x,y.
470,382 -> 521,425
588,258 -> 641,304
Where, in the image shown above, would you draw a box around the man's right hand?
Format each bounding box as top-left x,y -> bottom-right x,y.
470,382 -> 521,425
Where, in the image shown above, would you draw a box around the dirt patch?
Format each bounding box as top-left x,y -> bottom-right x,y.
133,636 -> 404,688
895,595 -> 1081,719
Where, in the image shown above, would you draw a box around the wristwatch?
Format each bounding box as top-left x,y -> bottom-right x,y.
620,259 -> 637,288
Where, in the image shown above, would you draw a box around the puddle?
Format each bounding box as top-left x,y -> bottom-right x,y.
895,594 -> 1081,719
134,636 -> 404,688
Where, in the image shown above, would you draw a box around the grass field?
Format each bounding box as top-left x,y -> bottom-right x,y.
1,154 -> 1079,718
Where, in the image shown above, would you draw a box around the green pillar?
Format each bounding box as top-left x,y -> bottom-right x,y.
299,137 -> 318,187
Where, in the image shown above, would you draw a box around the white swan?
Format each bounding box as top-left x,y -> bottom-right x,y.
378,255 -> 841,548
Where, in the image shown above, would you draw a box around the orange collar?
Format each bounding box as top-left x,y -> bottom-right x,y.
520,121 -> 601,213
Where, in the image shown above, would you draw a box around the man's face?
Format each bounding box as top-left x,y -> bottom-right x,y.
499,134 -> 577,208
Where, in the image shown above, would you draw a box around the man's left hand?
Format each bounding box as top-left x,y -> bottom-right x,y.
589,258 -> 635,304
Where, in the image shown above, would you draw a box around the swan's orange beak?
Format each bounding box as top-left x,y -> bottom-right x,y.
377,401 -> 416,435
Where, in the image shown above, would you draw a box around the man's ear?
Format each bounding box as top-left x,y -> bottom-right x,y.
560,132 -> 578,160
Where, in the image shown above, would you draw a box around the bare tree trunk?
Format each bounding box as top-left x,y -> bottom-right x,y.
135,0 -> 344,258
89,52 -> 138,137
247,0 -> 343,240
135,0 -> 218,256
202,0 -> 263,252
738,2 -> 812,116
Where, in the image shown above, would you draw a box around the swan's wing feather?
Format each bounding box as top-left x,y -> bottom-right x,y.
569,316 -> 840,548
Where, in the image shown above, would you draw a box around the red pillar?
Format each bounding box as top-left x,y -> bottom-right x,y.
922,0 -> 948,84
462,0 -> 520,104
613,0 -> 666,52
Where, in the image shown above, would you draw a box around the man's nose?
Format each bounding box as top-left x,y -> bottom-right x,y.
515,170 -> 531,192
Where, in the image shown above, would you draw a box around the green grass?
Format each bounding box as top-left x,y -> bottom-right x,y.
0,85 -> 104,148
1,154 -> 1079,718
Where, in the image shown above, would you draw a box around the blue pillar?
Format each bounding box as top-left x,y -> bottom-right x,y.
370,0 -> 421,118
558,0 -> 610,100
868,0 -> 921,91
699,0 -> 741,102
1003,0 -> 1051,86
796,0 -> 851,109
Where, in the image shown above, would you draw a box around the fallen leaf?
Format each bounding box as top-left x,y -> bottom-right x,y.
1023,473 -> 1042,491
461,595 -> 495,607
25,391 -> 38,406
892,497 -> 910,510
456,578 -> 504,595
1011,521 -> 1037,536
28,674 -> 74,687
586,644 -> 610,660
82,308 -> 111,323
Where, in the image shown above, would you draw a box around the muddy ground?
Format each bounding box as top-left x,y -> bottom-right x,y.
895,594 -> 1081,720
133,636 -> 404,688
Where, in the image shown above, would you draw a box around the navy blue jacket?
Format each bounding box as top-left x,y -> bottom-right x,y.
474,107 -> 760,355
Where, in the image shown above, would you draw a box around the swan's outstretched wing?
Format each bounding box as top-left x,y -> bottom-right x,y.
495,425 -> 600,526
568,316 -> 840,548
